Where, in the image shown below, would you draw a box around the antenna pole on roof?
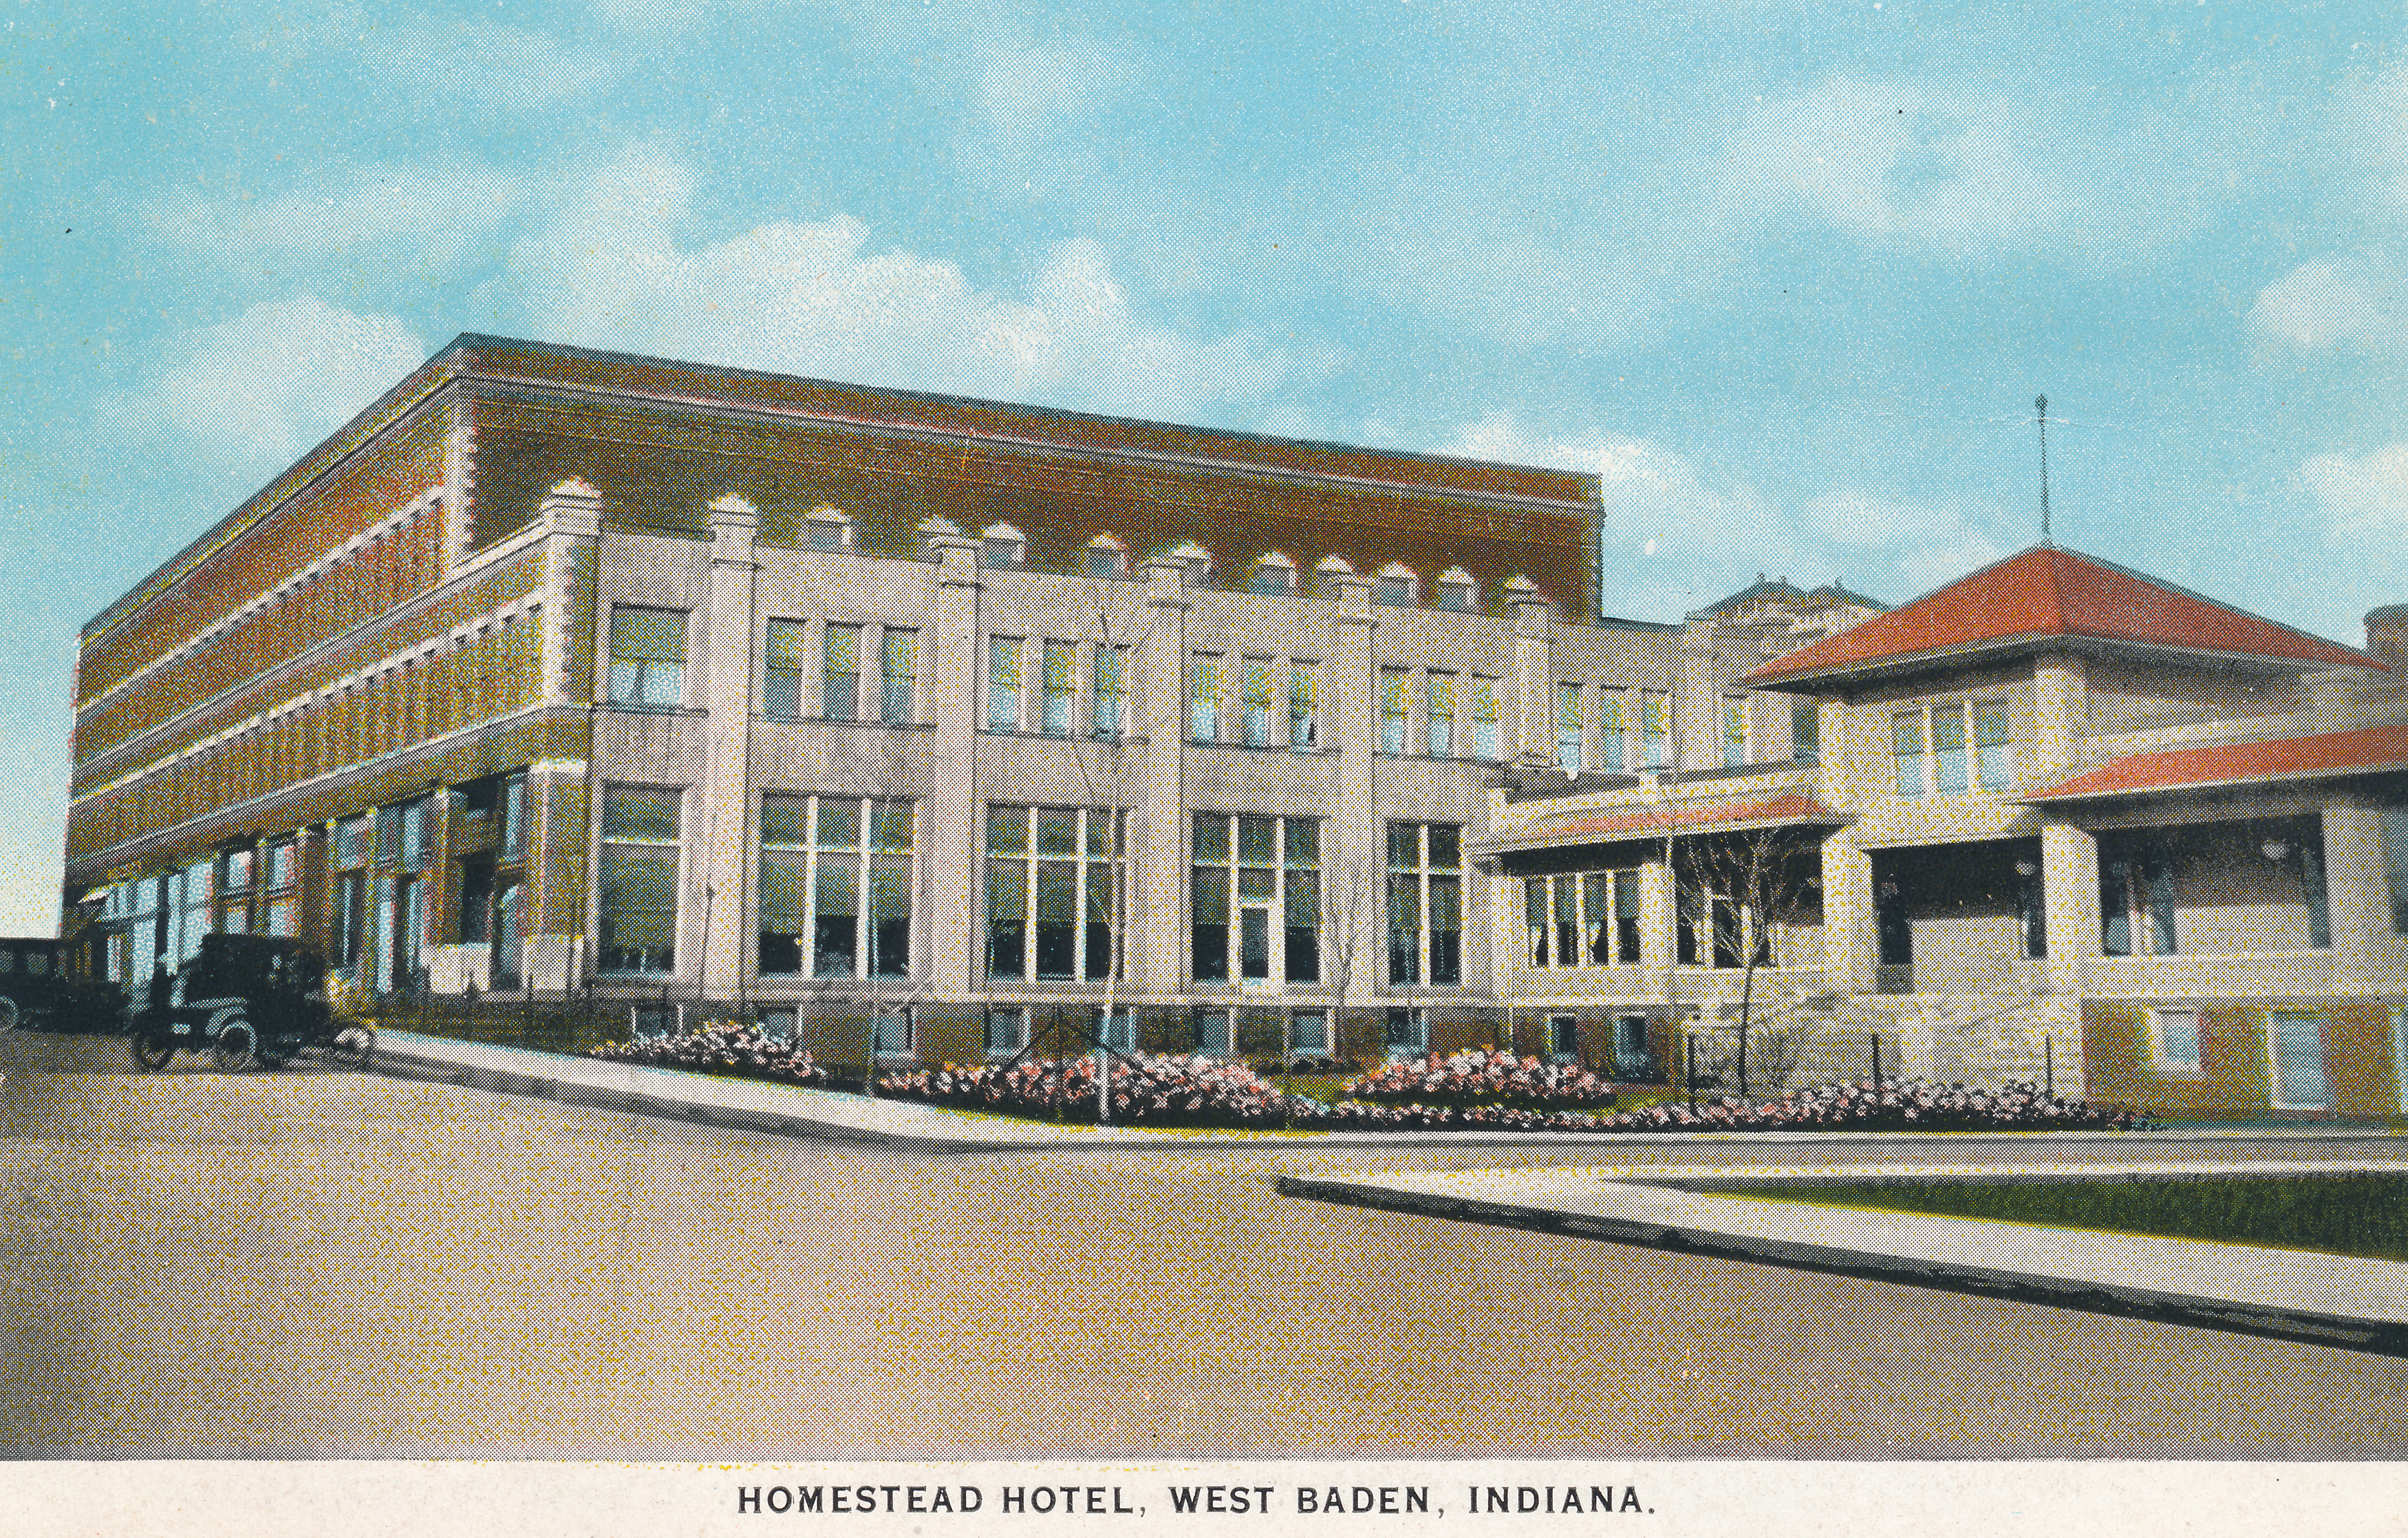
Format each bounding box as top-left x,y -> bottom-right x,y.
2034,394 -> 2053,547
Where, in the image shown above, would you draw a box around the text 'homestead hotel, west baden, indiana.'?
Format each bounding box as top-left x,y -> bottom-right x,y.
62,335 -> 2408,1119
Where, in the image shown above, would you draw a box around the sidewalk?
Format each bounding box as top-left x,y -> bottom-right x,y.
370,1029 -> 2408,1155
1276,1162 -> 2408,1357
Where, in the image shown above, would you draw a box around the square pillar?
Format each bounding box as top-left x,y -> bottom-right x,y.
1820,829 -> 1876,992
2041,818 -> 2098,996
696,494 -> 759,1003
2321,796 -> 2390,979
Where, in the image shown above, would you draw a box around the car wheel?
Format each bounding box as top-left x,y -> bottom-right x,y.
0,996 -> 17,1033
327,1025 -> 375,1071
131,1034 -> 174,1071
212,1021 -> 258,1074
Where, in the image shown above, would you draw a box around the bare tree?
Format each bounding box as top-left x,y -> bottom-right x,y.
1672,824 -> 1818,1098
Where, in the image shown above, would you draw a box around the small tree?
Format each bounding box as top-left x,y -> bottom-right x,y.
1673,824 -> 1819,1098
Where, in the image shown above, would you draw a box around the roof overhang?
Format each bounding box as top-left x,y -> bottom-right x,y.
2021,723 -> 2408,804
1474,791 -> 1845,858
1745,633 -> 2345,696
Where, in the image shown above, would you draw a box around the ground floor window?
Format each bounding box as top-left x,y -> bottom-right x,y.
990,804 -> 1123,982
986,1005 -> 1029,1055
1194,1007 -> 1233,1054
2149,1006 -> 2202,1074
761,794 -> 914,979
2268,1010 -> 2331,1109
1384,1006 -> 1426,1058
1548,1013 -> 1579,1060
1525,869 -> 1640,968
1192,813 -> 1318,984
1386,822 -> 1462,986
599,785 -> 682,974
1289,1009 -> 1331,1057
1612,1014 -> 1654,1079
871,1007 -> 913,1056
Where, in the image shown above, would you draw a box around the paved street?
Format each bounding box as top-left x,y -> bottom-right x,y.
4,1029 -> 2406,1457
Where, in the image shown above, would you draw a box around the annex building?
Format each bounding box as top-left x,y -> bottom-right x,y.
63,333 -> 2408,1117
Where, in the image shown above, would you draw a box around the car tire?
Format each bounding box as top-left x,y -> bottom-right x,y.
0,996 -> 17,1033
327,1025 -> 375,1071
212,1021 -> 258,1074
131,1034 -> 174,1071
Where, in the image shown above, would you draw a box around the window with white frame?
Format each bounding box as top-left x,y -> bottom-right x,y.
986,805 -> 1125,982
1241,656 -> 1277,747
598,786 -> 681,973
1083,537 -> 1126,578
1249,554 -> 1296,595
1437,571 -> 1476,612
1288,661 -> 1319,750
1379,667 -> 1410,754
1470,676 -> 1501,761
1191,813 -> 1320,984
824,623 -> 862,721
1722,697 -> 1748,768
804,506 -> 853,551
981,524 -> 1025,570
2150,1006 -> 2202,1074
1893,709 -> 1927,798
1426,672 -> 1456,756
1556,683 -> 1583,773
1792,699 -> 1820,765
1387,822 -> 1463,986
765,619 -> 806,720
1525,868 -> 1641,968
1640,690 -> 1668,769
987,637 -> 1024,731
1093,645 -> 1128,740
1373,566 -> 1417,606
1042,641 -> 1078,736
608,606 -> 686,709
1188,653 -> 1223,743
1597,689 -> 1627,772
1893,700 -> 2017,798
881,629 -> 918,725
759,795 -> 914,979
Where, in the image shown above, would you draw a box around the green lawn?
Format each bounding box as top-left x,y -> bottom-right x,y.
1751,1175 -> 2408,1263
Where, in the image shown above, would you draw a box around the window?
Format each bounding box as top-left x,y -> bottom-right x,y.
1470,676 -> 1501,762
1437,573 -> 1476,612
1373,566 -> 1416,606
871,1007 -> 914,1056
1548,1014 -> 1580,1060
1597,690 -> 1626,772
1723,698 -> 1748,769
760,795 -> 914,979
264,840 -> 298,937
599,786 -> 681,973
1556,683 -> 1583,774
1194,1007 -> 1233,1055
986,804 -> 1124,981
2150,1006 -> 2202,1074
823,623 -> 861,722
1191,813 -> 1320,984
2383,809 -> 2408,934
1249,556 -> 1296,595
1288,662 -> 1319,750
987,637 -> 1023,731
1933,703 -> 1968,793
1042,641 -> 1077,736
1188,654 -> 1223,743
763,621 -> 805,720
1241,656 -> 1276,747
1084,540 -> 1126,578
1380,668 -> 1410,754
881,630 -> 917,725
1525,870 -> 1640,968
1613,1014 -> 1653,1079
981,524 -> 1025,570
1384,1006 -> 1426,1057
804,508 -> 852,551
1892,710 -> 1927,798
1974,698 -> 2013,787
1098,1006 -> 1137,1051
986,1006 -> 1029,1056
608,606 -> 686,709
1640,692 -> 1668,769
1289,1009 -> 1330,1056
2270,1010 -> 2332,1109
2099,847 -> 2176,957
1093,645 -> 1128,740
1792,700 -> 1820,765
1388,822 -> 1462,986
1427,672 -> 1456,756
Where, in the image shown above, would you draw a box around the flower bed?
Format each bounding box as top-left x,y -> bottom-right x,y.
879,1052 -> 1300,1126
1340,1048 -> 1620,1109
1598,1077 -> 2153,1133
586,1020 -> 829,1087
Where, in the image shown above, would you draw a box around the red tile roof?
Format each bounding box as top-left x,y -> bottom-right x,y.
1501,792 -> 1841,847
2025,722 -> 2408,802
1745,546 -> 2378,689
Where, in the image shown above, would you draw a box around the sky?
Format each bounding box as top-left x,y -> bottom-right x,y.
0,1 -> 2402,931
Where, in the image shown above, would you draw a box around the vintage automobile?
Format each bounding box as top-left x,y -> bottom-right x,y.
0,936 -> 122,1034
128,933 -> 374,1072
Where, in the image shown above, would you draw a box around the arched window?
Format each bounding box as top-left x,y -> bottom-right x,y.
981,522 -> 1026,570
1249,551 -> 1298,595
1373,563 -> 1419,607
1083,534 -> 1128,578
803,504 -> 854,552
1436,567 -> 1477,612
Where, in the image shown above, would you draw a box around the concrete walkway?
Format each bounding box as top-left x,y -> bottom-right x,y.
1277,1161 -> 2408,1357
371,1028 -> 2408,1155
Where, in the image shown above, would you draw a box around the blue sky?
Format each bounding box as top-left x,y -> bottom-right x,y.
1,1 -> 2402,930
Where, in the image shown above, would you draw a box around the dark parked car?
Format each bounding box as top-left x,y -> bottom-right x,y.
129,933 -> 374,1072
0,937 -> 122,1034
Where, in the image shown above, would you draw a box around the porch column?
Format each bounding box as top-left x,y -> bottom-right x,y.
1507,577 -> 1553,772
2321,796 -> 2389,980
1637,850 -> 1676,974
1820,829 -> 1876,992
696,494 -> 759,1004
2040,818 -> 2098,995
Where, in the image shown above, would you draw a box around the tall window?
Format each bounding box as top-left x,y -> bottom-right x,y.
264,840 -> 298,937
881,629 -> 917,725
1188,654 -> 1223,743
1380,668 -> 1410,754
1042,641 -> 1077,736
824,623 -> 861,722
1191,813 -> 1320,983
2150,1006 -> 2202,1074
1427,672 -> 1456,756
1288,662 -> 1319,750
599,786 -> 680,973
2099,846 -> 2176,957
1974,698 -> 2013,787
1723,698 -> 1748,768
1093,645 -> 1127,740
765,619 -> 806,720
987,637 -> 1023,732
1241,656 -> 1276,747
1470,676 -> 1501,762
1525,870 -> 1640,968
608,606 -> 685,709
1933,703 -> 1968,792
1893,711 -> 1927,798
1556,683 -> 1584,774
1388,822 -> 1462,986
1598,690 -> 1626,772
1792,700 -> 1820,765
1640,691 -> 1668,769
986,805 -> 1124,981
759,795 -> 913,979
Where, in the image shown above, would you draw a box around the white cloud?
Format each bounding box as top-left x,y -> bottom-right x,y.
504,146 -> 1330,423
1449,411 -> 2001,619
2250,260 -> 2398,352
2306,442 -> 2408,539
96,298 -> 429,489
142,164 -> 524,270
